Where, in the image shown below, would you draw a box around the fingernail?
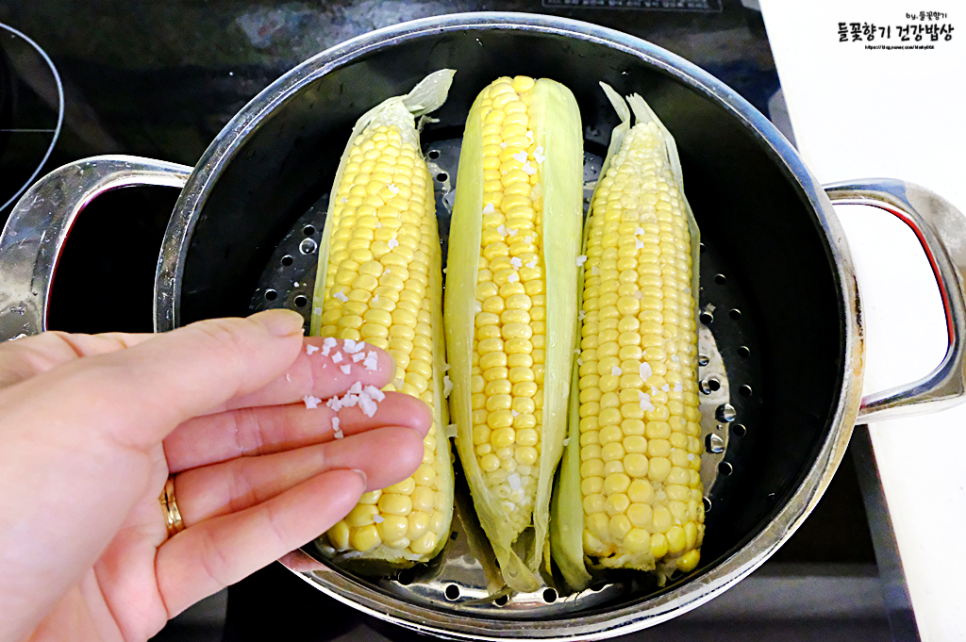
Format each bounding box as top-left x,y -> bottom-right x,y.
252,309 -> 304,337
352,469 -> 368,490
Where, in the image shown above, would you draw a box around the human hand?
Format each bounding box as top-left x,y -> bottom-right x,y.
0,310 -> 431,642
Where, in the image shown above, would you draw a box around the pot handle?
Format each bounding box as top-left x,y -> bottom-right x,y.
825,179 -> 966,423
0,155 -> 191,341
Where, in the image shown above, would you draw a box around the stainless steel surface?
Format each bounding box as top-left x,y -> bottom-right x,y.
0,155 -> 190,341
148,13 -> 865,639
825,180 -> 966,423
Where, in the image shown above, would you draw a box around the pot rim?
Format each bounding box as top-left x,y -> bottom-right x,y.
154,12 -> 864,640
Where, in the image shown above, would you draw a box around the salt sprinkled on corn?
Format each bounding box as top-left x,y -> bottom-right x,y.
575,255 -> 587,266
521,162 -> 536,175
334,290 -> 349,303
638,391 -> 655,412
483,202 -> 495,214
511,151 -> 528,163
640,362 -> 652,379
510,257 -> 522,269
388,238 -> 399,249
387,183 -> 399,194
444,375 -> 453,397
611,366 -> 622,376
373,514 -> 384,523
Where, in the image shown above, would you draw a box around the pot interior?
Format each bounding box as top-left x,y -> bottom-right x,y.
173,21 -> 846,628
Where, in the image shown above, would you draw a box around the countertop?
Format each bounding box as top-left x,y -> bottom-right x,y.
760,1 -> 965,640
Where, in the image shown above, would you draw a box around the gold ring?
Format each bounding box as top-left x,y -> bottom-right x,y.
159,476 -> 185,538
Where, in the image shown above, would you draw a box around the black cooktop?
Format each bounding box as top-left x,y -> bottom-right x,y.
0,3 -> 863,641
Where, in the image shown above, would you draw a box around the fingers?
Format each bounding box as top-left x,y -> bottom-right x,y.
164,391 -> 431,473
174,426 -> 427,526
0,332 -> 151,388
223,337 -> 395,413
156,468 -> 366,616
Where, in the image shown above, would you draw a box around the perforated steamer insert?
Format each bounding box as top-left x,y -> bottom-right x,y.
250,135 -> 764,615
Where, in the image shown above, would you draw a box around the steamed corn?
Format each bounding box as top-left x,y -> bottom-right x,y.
445,76 -> 583,591
551,84 -> 703,590
311,70 -> 456,567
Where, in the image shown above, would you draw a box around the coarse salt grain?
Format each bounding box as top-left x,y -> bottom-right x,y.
526,130 -> 534,141
358,393 -> 378,417
688,453 -> 695,461
577,358 -> 583,366
578,310 -> 586,320
512,410 -> 519,417
303,395 -> 322,409
639,391 -> 655,412
525,236 -> 532,244
332,352 -> 343,363
672,355 -> 680,362
363,351 -> 378,371
334,290 -> 348,303
352,352 -> 366,363
507,228 -> 517,237
372,294 -> 379,303
640,362 -> 652,379
592,266 -> 599,276
364,385 -> 386,402
373,514 -> 384,523
635,240 -> 644,250
344,338 -> 365,354
348,382 -> 363,394
314,307 -> 322,315
611,366 -> 622,377
576,255 -> 587,266
497,225 -> 507,237
635,227 -> 645,235
333,430 -> 344,439
483,203 -> 495,214
286,374 -> 291,382
388,183 -> 399,194
388,238 -> 399,249
332,417 -> 340,433
306,344 -> 319,355
340,365 -> 352,375
521,162 -> 536,175
321,337 -> 337,356
341,198 -> 348,203
508,473 -> 522,491
675,383 -> 683,392
534,146 -> 545,164
526,259 -> 537,269
500,141 -> 507,148
662,384 -> 670,392
512,151 -> 528,163
444,375 -> 453,398
510,257 -> 522,269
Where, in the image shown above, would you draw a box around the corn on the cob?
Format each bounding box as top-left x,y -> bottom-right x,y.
551,84 -> 703,590
311,70 -> 455,568
445,76 -> 583,592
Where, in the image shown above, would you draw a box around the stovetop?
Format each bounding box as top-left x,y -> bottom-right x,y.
0,2 -> 889,640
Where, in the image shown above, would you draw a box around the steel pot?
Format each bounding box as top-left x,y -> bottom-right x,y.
1,12 -> 965,641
